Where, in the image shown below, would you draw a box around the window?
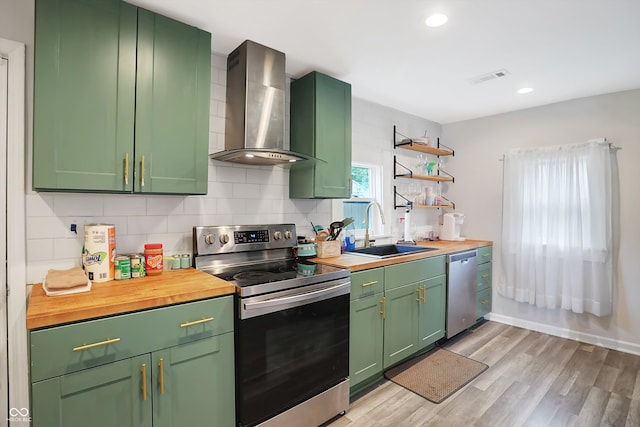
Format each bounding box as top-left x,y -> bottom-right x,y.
500,140 -> 617,316
337,163 -> 383,237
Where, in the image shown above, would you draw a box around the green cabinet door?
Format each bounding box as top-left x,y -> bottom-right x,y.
350,292 -> 384,388
31,355 -> 152,427
383,283 -> 419,368
289,71 -> 352,199
33,0 -> 137,192
135,9 -> 211,195
153,333 -> 235,427
418,275 -> 446,350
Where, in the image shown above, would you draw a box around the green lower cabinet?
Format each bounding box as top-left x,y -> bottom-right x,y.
383,282 -> 420,368
153,333 -> 235,427
477,288 -> 492,319
349,292 -> 384,389
31,334 -> 235,427
32,355 -> 152,427
30,296 -> 235,426
418,275 -> 446,350
476,245 -> 493,320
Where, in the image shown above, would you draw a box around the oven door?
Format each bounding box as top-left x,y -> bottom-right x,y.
235,279 -> 350,427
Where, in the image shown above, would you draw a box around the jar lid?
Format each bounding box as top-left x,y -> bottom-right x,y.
144,243 -> 163,249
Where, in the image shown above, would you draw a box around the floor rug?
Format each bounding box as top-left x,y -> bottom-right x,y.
384,348 -> 488,403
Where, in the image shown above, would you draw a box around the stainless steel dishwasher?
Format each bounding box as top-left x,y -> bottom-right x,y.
446,250 -> 478,338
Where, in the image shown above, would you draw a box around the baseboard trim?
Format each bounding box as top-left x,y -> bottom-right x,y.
486,313 -> 640,356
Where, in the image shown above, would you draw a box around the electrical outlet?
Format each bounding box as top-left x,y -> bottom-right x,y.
66,217 -> 88,238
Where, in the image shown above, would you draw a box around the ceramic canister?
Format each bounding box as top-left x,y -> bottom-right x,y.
83,224 -> 116,282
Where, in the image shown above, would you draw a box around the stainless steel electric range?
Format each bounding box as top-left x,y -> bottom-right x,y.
193,224 -> 350,427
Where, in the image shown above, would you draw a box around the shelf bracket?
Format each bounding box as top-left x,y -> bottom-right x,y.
436,168 -> 455,183
393,185 -> 413,210
439,194 -> 455,209
393,155 -> 413,179
436,137 -> 455,156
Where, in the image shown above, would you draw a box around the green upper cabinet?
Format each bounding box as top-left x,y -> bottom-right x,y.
289,71 -> 352,199
134,10 -> 210,194
33,0 -> 211,194
33,0 -> 137,192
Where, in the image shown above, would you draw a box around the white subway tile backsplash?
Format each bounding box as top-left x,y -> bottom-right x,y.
27,216 -> 67,239
184,197 -> 217,215
116,234 -> 148,254
146,196 -> 185,216
232,183 -> 260,199
53,238 -> 83,260
217,198 -> 246,215
26,194 -> 55,217
27,239 -> 54,261
103,195 -> 147,216
168,215 -> 202,233
259,184 -> 288,200
127,216 -> 168,235
216,166 -> 246,183
209,115 -> 225,134
207,181 -> 234,199
53,194 -> 104,216
211,83 -> 225,102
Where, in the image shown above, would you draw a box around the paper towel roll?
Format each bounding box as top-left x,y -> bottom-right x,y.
404,209 -> 412,242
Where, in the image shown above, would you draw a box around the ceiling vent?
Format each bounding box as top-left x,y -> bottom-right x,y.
467,69 -> 511,85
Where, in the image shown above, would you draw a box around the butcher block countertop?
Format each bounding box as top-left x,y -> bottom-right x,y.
311,239 -> 493,272
26,268 -> 236,330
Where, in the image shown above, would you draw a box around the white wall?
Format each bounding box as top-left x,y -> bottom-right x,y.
443,89 -> 640,352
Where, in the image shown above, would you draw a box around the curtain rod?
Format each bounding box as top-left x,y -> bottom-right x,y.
498,139 -> 621,161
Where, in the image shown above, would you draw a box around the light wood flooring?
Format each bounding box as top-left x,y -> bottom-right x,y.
328,321 -> 640,427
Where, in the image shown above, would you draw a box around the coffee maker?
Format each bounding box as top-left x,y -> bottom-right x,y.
440,213 -> 465,241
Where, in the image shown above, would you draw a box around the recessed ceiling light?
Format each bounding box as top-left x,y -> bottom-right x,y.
425,13 -> 448,27
517,87 -> 534,94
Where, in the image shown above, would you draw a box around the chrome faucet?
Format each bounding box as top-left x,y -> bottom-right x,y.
364,202 -> 385,248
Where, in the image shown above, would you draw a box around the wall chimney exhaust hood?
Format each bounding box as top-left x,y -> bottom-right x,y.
210,40 -> 308,165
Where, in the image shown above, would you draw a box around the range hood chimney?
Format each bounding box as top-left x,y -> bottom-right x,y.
210,40 -> 307,165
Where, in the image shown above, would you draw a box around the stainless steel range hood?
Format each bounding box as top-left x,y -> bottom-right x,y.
210,40 -> 308,165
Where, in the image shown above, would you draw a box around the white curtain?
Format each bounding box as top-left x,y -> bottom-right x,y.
499,139 -> 617,316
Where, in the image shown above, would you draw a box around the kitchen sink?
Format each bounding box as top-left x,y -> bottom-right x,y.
345,244 -> 438,259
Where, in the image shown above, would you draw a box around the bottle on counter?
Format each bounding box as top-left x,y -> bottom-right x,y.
144,243 -> 163,275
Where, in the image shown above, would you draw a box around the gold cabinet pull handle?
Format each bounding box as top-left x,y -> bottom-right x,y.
73,337 -> 121,352
361,280 -> 378,287
141,155 -> 145,187
481,273 -> 490,278
481,299 -> 490,305
141,363 -> 147,401
483,253 -> 490,257
416,288 -> 422,303
159,358 -> 165,395
124,153 -> 129,185
180,317 -> 214,328
380,297 -> 386,320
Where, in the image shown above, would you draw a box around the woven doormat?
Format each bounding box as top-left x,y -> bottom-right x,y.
384,348 -> 488,403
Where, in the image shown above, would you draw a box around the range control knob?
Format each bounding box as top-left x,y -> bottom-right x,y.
219,234 -> 229,245
284,230 -> 292,240
204,234 -> 215,245
273,231 -> 282,240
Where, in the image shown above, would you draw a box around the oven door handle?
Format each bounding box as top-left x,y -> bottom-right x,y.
243,280 -> 350,313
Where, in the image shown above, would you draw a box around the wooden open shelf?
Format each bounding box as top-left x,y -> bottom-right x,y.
413,203 -> 455,209
395,141 -> 453,157
395,173 -> 454,183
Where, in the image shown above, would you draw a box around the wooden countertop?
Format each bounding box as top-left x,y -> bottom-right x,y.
26,268 -> 237,330
311,239 -> 493,272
